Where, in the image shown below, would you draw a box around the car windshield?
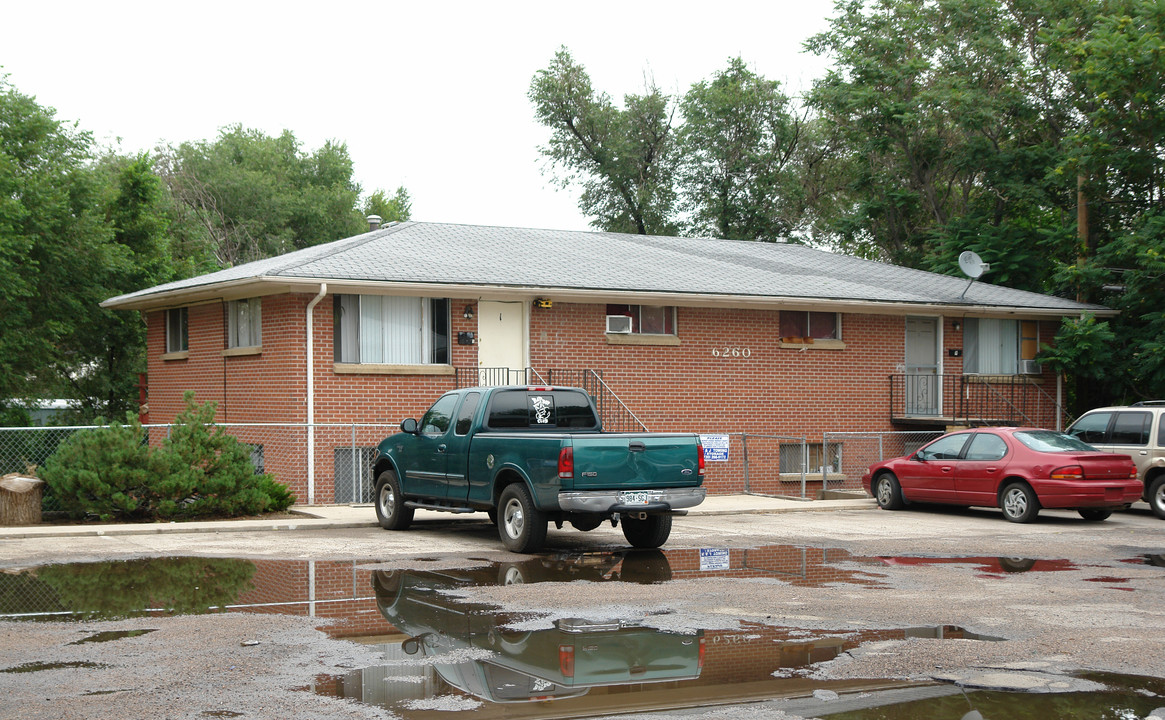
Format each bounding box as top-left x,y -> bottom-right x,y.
1014,430 -> 1096,453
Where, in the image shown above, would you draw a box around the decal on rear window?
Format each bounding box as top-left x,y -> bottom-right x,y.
530,395 -> 553,424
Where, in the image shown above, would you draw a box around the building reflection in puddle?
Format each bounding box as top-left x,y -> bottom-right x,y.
314,549 -> 1001,718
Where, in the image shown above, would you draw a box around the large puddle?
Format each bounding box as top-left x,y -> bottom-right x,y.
1,545 -> 1161,718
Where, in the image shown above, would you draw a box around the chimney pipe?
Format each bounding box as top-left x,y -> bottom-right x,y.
367,214 -> 382,232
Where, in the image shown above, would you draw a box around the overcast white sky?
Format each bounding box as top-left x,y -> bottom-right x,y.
4,1 -> 839,232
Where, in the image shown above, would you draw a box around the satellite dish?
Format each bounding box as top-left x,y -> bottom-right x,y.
958,251 -> 990,279
958,251 -> 990,299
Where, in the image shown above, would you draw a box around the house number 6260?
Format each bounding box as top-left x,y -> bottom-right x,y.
712,347 -> 751,358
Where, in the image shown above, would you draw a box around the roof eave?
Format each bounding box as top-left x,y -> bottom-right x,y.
101,276 -> 1114,318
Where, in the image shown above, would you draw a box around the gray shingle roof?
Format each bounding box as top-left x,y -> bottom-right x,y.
103,221 -> 1107,314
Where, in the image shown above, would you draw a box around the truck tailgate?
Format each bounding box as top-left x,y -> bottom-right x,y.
569,434 -> 701,490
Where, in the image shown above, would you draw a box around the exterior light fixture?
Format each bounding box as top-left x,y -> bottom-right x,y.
463,304 -> 475,320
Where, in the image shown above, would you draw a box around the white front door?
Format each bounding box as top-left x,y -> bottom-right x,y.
905,316 -> 940,416
476,300 -> 526,386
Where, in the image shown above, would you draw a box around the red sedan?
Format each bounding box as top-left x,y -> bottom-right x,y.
861,427 -> 1141,523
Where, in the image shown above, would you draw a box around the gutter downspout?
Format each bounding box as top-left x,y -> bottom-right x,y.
306,283 -> 328,504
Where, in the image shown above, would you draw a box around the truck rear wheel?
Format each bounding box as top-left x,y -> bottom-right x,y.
498,483 -> 547,553
622,514 -> 672,549
375,470 -> 413,530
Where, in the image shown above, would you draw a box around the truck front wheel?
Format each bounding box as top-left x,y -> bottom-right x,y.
622,514 -> 672,549
375,470 -> 414,531
498,483 -> 547,553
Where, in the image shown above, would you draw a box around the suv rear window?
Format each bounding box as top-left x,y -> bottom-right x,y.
485,390 -> 598,430
1111,411 -> 1152,445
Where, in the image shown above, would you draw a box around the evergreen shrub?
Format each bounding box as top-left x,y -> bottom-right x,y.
39,392 -> 295,521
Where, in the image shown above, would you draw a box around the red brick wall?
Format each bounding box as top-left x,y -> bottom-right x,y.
143,294 -> 1061,501
530,303 -> 901,435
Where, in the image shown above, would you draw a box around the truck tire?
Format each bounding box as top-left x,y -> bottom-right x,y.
374,470 -> 414,530
498,483 -> 547,553
622,514 -> 672,549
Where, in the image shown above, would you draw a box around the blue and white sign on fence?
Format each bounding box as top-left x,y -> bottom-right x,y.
699,434 -> 730,462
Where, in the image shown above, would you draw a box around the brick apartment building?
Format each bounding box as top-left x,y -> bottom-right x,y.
102,221 -> 1112,504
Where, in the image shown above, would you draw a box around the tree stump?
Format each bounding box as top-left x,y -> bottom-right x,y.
0,474 -> 44,525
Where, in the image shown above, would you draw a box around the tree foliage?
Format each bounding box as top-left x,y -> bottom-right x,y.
362,185 -> 412,225
677,58 -> 805,241
529,48 -> 678,235
157,125 -> 367,266
0,80 -> 172,420
802,0 -> 1165,405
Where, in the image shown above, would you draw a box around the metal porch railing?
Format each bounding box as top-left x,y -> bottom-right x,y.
890,374 -> 1067,429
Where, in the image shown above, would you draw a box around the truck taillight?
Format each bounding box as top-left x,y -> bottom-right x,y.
1051,465 -> 1084,480
559,644 -> 575,678
558,445 -> 574,479
698,636 -> 706,669
697,443 -> 706,476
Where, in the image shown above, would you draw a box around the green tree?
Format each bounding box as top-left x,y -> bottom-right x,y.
804,0 -> 1081,277
530,47 -> 678,235
158,125 -> 366,266
0,78 -> 119,408
677,58 -> 805,241
58,153 -> 174,421
1039,0 -> 1165,404
362,185 -> 412,225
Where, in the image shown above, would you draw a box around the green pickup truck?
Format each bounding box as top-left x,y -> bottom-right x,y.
370,386 -> 706,552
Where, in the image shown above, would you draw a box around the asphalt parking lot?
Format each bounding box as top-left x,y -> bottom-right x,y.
2,497 -> 1163,719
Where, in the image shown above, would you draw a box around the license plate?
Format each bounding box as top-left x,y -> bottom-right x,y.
619,491 -> 650,505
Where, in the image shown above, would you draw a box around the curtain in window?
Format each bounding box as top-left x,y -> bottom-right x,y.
360,296 -> 422,363
965,318 -> 1018,373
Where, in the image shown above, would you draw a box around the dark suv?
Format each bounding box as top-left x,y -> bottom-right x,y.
1067,401 -> 1165,519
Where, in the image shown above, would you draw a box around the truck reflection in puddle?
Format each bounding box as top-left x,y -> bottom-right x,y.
365,551 -> 703,705
317,550 -> 1002,717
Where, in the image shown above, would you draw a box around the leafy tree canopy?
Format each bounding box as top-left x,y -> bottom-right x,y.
529,47 -> 678,235
157,125 -> 368,266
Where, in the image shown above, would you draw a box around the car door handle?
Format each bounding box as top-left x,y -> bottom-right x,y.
437,444 -> 447,453
985,467 -> 998,473
629,441 -> 646,452
941,466 -> 953,472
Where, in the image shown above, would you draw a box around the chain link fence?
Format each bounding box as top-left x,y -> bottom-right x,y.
3,424 -> 945,508
821,431 -> 945,493
0,423 -> 397,509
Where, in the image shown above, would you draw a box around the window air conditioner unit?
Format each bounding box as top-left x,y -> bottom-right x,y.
1019,359 -> 1042,375
606,315 -> 633,334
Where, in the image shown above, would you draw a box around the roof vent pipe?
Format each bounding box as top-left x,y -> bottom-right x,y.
367,214 -> 382,232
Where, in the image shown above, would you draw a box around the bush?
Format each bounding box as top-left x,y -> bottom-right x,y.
40,393 -> 295,522
38,414 -> 173,521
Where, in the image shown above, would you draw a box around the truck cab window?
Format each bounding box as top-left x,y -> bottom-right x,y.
454,392 -> 481,436
421,394 -> 458,435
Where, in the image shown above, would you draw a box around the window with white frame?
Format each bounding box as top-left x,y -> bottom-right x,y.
605,304 -> 676,334
780,310 -> 839,341
333,295 -> 449,364
226,298 -> 262,348
963,318 -> 1039,374
166,307 -> 188,353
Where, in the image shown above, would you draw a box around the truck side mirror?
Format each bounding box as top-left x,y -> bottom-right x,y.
400,418 -> 418,434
